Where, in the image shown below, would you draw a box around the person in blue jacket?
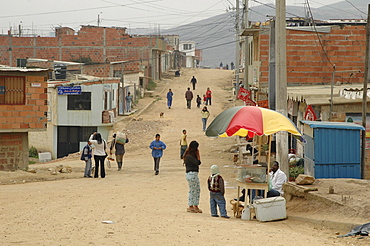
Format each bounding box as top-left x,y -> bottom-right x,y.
167,89 -> 174,109
149,134 -> 167,175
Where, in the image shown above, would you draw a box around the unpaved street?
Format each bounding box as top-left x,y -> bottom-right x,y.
1,68 -> 368,245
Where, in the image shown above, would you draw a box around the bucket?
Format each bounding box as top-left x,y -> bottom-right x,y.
241,207 -> 250,220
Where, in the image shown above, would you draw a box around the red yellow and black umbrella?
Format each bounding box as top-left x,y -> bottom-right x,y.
205,106 -> 304,142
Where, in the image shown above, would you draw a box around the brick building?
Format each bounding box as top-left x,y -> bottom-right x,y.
240,23 -> 369,179
0,66 -> 49,170
0,25 -> 174,81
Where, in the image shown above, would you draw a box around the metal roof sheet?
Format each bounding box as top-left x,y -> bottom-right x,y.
301,120 -> 365,130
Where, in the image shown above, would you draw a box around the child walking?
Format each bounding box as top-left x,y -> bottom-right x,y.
81,141 -> 93,178
207,165 -> 230,218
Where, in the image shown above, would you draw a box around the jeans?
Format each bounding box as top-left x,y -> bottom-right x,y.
209,192 -> 227,216
180,145 -> 187,159
167,99 -> 172,108
186,172 -> 200,206
126,101 -> 131,112
206,97 -> 211,105
202,118 -> 207,131
84,159 -> 92,177
267,189 -> 281,198
94,155 -> 106,178
153,157 -> 161,171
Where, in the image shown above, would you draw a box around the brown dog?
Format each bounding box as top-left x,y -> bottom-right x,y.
160,112 -> 164,118
230,200 -> 244,218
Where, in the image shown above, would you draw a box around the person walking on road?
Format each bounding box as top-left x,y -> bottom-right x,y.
201,106 -> 210,132
110,133 -> 129,171
190,76 -> 197,90
89,132 -> 107,178
81,141 -> 93,178
180,129 -> 188,159
184,140 -> 202,213
196,95 -> 202,108
149,134 -> 166,175
185,87 -> 193,109
205,87 -> 212,106
167,89 -> 174,109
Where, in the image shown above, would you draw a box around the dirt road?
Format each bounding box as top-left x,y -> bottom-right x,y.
1,68 -> 368,245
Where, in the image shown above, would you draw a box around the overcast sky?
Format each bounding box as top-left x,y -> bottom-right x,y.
0,0 -> 343,35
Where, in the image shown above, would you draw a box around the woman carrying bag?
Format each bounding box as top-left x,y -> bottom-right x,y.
89,132 -> 107,178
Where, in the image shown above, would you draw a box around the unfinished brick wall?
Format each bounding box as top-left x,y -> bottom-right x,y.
0,73 -> 48,130
0,132 -> 28,171
0,26 -> 167,75
259,25 -> 366,88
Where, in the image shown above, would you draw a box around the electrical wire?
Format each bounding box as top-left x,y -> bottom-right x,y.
305,0 -> 334,69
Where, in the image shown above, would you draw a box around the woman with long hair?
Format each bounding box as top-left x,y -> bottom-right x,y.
89,132 -> 107,178
183,140 -> 202,213
201,106 -> 210,132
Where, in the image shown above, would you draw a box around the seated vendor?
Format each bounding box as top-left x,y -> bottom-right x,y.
267,161 -> 287,197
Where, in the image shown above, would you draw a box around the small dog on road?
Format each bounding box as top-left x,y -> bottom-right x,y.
159,112 -> 164,118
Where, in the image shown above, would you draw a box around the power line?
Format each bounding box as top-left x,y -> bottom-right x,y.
305,0 -> 334,68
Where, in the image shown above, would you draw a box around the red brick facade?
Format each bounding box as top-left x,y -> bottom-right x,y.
0,26 -> 170,77
259,25 -> 366,88
0,70 -> 48,170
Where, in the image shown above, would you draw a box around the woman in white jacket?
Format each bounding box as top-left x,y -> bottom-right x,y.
89,132 -> 107,178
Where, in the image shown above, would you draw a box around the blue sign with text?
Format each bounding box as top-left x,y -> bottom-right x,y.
57,86 -> 81,95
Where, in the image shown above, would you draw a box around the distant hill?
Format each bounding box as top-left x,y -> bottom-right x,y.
129,0 -> 368,68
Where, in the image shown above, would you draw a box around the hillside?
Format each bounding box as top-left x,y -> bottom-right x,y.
129,0 -> 368,68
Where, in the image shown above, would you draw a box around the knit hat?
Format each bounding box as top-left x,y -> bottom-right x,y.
211,165 -> 219,175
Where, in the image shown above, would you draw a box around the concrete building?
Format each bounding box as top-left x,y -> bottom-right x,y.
179,41 -> 197,68
29,75 -> 121,159
0,66 -> 49,170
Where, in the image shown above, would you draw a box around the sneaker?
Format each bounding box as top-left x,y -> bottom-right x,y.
211,215 -> 219,217
155,171 -> 159,175
117,168 -> 121,171
221,215 -> 230,219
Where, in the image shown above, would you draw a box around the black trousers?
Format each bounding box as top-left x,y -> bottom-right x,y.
94,155 -> 106,178
153,157 -> 161,171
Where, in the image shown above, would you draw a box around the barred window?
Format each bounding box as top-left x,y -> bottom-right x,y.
0,76 -> 25,105
67,92 -> 91,110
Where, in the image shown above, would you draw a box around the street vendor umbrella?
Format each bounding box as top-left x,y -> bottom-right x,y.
205,106 -> 304,141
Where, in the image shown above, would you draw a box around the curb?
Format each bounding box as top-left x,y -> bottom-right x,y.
288,215 -> 361,233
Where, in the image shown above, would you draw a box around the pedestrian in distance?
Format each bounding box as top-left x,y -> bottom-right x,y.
180,129 -> 188,159
167,89 -> 174,109
201,106 -> 210,132
185,87 -> 193,109
81,140 -> 93,178
126,92 -> 133,112
184,140 -> 202,213
205,87 -> 212,106
203,94 -> 206,105
190,76 -> 197,90
89,132 -> 108,178
110,133 -> 129,171
196,95 -> 202,108
207,165 -> 230,218
149,134 -> 166,175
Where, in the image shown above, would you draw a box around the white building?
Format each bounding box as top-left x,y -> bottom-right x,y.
179,41 -> 196,68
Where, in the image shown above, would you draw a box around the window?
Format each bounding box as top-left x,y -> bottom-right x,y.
0,76 -> 25,105
67,92 -> 91,110
183,44 -> 192,50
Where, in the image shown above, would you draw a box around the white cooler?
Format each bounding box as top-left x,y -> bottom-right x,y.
253,197 -> 286,222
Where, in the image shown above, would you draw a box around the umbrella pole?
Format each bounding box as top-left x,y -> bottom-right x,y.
267,135 -> 272,180
258,136 -> 262,163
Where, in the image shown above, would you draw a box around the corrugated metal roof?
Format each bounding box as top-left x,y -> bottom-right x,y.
301,120 -> 365,130
0,65 -> 49,72
286,26 -> 332,33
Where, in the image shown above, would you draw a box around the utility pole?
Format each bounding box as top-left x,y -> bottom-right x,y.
361,4 -> 370,179
275,0 -> 289,176
98,12 -> 102,27
235,0 -> 240,96
243,0 -> 249,90
268,18 -> 276,110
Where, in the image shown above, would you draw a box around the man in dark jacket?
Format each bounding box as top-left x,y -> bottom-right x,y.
185,87 -> 193,109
